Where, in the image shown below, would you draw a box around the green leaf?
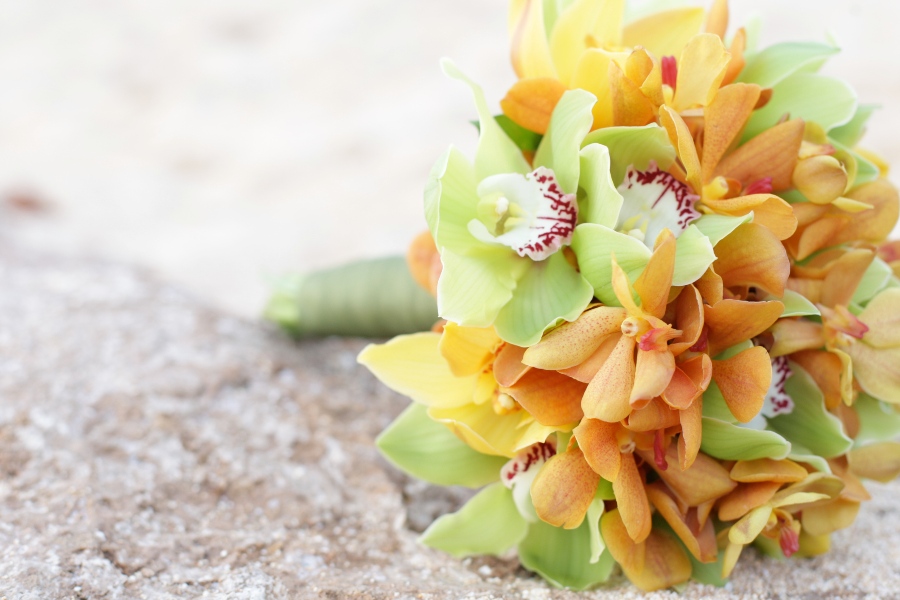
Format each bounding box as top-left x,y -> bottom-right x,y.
693,213 -> 753,247
854,393 -> 900,445
571,224 -> 652,306
494,250 -> 594,346
853,257 -> 893,306
581,124 -> 676,185
535,89 -> 597,194
830,104 -> 877,147
437,246 -> 524,328
494,114 -> 543,153
702,381 -> 738,423
766,362 -> 853,458
377,404 -> 508,487
743,73 -> 857,141
578,143 -> 624,228
672,224 -> 716,286
689,551 -> 727,587
518,518 -> 615,590
424,147 -> 480,254
737,42 -> 840,88
420,483 -> 528,557
700,417 -> 792,461
442,60 -> 530,180
772,289 -> 820,317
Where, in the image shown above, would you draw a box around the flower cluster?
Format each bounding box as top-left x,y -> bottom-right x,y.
359,0 -> 900,591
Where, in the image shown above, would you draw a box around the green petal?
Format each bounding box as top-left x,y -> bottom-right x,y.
571,224 -> 651,306
578,143 -> 624,228
852,257 -> 893,306
425,147 -> 480,254
854,393 -> 900,445
743,73 -> 857,141
518,518 -> 615,590
377,404 -> 508,487
673,224 -> 716,286
767,289 -> 820,317
693,213 -> 754,247
702,381 -> 738,423
442,60 -> 531,180
766,362 -> 853,458
850,149 -> 881,187
419,483 -> 528,557
586,494 -> 607,564
689,551 -> 727,587
829,104 -> 877,148
535,89 -> 597,193
786,443 -> 832,473
437,246 -> 524,328
494,250 -> 594,346
581,124 -> 676,185
737,41 -> 839,88
700,417 -> 792,461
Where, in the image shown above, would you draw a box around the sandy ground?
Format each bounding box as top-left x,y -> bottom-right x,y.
0,0 -> 898,317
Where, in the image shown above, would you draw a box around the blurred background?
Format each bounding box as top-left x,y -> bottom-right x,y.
0,0 -> 896,317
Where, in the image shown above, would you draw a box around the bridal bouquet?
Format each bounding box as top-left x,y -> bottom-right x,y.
272,0 -> 900,591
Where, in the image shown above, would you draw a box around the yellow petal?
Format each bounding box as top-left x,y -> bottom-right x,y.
858,288 -> 900,348
429,402 -> 557,457
622,7 -> 705,60
549,0 -> 624,86
713,223 -> 790,296
728,505 -> 773,545
660,106 -> 702,192
672,33 -> 731,111
615,452 -> 653,543
407,230 -> 441,296
718,481 -> 782,521
510,0 -> 556,79
631,349 -> 676,406
730,458 -> 808,484
704,299 -> 784,357
523,306 -> 627,370
531,448 -> 600,529
801,498 -> 860,536
439,322 -> 500,377
701,83 -> 761,183
793,155 -> 849,205
711,347 -> 771,423
846,342 -> 900,404
358,333 -> 477,409
610,59 -> 657,127
635,229 -> 676,318
703,193 -> 798,240
715,119 -> 805,191
583,334 -> 637,421
574,418 -> 622,481
571,49 -> 616,129
849,442 -> 900,483
600,508 -> 646,575
500,77 -> 568,135
506,369 -> 586,426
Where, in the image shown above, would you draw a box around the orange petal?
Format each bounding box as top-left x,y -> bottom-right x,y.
831,179 -> 900,246
615,452 -> 653,543
560,332 -> 620,383
583,334 -> 637,422
407,230 -> 441,296
660,106 -> 702,192
730,458 -> 808,483
523,306 -> 627,370
669,285 -> 705,356
704,0 -> 729,38
701,83 -> 761,183
722,27 -> 746,86
626,398 -> 681,432
631,349 -> 676,406
714,119 -> 804,191
500,77 -> 568,135
717,481 -> 782,521
769,319 -> 825,357
787,215 -> 847,261
531,448 -> 600,529
713,223 -> 790,297
703,193 -> 798,240
600,508 -> 646,576
821,248 -> 875,308
849,442 -> 900,483
792,155 -> 849,205
492,343 -> 530,386
609,59 -> 657,127
678,397 -> 703,470
791,350 -> 844,410
506,369 -> 586,426
662,364 -> 702,410
696,266 -> 724,306
647,482 -> 718,563
711,347 -> 771,423
642,443 -> 737,506
704,299 -> 784,357
574,418 -> 622,481
635,229 -> 677,318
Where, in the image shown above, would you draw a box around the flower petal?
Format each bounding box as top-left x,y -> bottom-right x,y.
849,442 -> 900,483
571,224 -> 652,307
574,418 -> 622,481
493,342 -> 530,387
715,119 -> 805,191
531,448 -> 600,529
621,7 -> 705,60
615,452 -> 652,543
609,59 -> 656,127
517,516 -> 617,590
549,0 -> 624,86
730,458 -> 808,483
506,369 -> 587,426
704,299 -> 784,357
632,349 -> 676,406
858,288 -> 900,349
700,418 -> 792,462
643,444 -> 737,506
713,223 -> 790,297
647,483 -> 718,563
500,77 -> 568,135
509,0 -> 556,79
439,322 -> 500,377
668,286 -> 705,356
429,401 -> 557,457
678,396 -> 704,470
800,498 -> 860,536
718,481 -> 782,521
583,334 -> 637,422
582,124 -> 677,185
635,229 -> 676,318
578,143 -> 625,228
560,332 -> 621,383
701,83 -> 762,183
673,33 -> 731,111
711,346 -> 771,423
846,341 -> 900,404
523,306 -> 627,370
534,89 -> 597,193
660,106 -> 702,192
704,194 -> 798,240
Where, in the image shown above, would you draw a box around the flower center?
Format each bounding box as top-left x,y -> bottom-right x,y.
761,355 -> 794,417
501,442 -> 556,486
821,305 -> 869,346
470,167 -> 577,261
616,162 -> 700,247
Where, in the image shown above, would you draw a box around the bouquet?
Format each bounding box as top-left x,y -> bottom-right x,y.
271,0 -> 900,591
